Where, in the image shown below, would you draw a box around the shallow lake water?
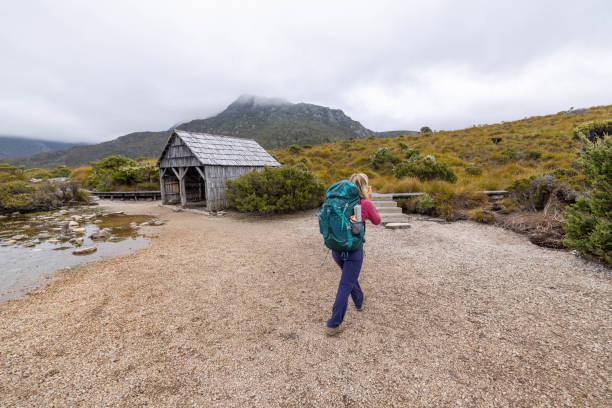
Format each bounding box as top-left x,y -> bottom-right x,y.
0,209 -> 156,301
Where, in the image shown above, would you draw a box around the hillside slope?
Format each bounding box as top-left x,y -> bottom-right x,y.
274,105 -> 612,192
0,136 -> 85,160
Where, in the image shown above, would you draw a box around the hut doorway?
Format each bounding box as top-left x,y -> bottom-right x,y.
160,166 -> 206,207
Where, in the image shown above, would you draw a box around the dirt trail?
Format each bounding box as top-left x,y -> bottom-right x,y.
0,201 -> 610,407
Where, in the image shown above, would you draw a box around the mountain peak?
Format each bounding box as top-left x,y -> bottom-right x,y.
232,94 -> 292,107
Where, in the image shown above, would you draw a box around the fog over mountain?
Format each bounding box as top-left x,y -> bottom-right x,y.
0,1 -> 611,143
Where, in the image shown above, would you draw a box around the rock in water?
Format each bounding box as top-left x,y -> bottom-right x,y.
68,221 -> 79,229
72,246 -> 97,255
11,234 -> 28,240
90,228 -> 111,240
2,240 -> 16,246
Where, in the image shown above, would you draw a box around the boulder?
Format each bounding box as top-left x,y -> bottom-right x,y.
68,221 -> 79,229
69,237 -> 84,245
47,239 -> 60,244
71,215 -> 83,221
23,241 -> 36,247
2,240 -> 16,246
37,232 -> 52,239
72,227 -> 87,234
90,228 -> 111,240
11,234 -> 28,240
72,246 -> 97,255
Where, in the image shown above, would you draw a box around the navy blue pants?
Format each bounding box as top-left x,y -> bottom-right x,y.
327,248 -> 364,328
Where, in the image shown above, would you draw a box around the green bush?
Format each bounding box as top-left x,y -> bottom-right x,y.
573,119 -> 612,143
563,135 -> 612,264
416,194 -> 436,215
225,166 -> 325,214
501,148 -> 519,162
404,148 -> 421,160
289,144 -> 301,154
420,126 -> 432,133
87,155 -> 158,191
393,157 -> 457,183
370,147 -> 400,170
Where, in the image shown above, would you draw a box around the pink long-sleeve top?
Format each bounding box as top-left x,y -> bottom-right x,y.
359,199 -> 381,226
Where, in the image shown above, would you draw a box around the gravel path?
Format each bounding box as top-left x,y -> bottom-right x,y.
1,201 -> 610,407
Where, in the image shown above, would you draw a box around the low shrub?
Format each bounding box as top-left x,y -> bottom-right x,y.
416,194 -> 436,215
469,208 -> 496,224
0,180 -> 89,214
525,150 -> 542,160
289,144 -> 301,153
501,148 -> 519,162
573,119 -> 612,143
404,148 -> 421,160
69,166 -> 93,184
225,166 -> 325,214
393,157 -> 457,183
370,147 -> 400,170
508,175 -> 579,211
465,165 -> 483,176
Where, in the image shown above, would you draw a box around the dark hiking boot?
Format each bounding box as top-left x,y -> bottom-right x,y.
356,296 -> 365,312
325,325 -> 344,337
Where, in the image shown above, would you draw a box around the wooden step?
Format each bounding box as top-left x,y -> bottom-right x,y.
372,200 -> 397,207
376,207 -> 403,214
380,214 -> 411,224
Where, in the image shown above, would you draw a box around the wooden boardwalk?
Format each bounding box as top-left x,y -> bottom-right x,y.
88,191 -> 161,201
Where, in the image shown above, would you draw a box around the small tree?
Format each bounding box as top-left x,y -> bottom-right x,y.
420,126 -> 432,133
563,135 -> 612,264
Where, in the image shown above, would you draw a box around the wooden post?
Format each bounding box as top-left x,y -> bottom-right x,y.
159,168 -> 167,204
172,167 -> 187,207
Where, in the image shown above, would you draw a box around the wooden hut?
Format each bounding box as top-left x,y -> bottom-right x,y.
157,130 -> 280,210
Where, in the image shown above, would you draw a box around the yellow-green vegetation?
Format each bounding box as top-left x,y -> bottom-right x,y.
0,163 -> 89,214
273,105 -> 612,217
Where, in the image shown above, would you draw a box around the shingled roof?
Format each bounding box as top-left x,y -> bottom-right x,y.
158,130 -> 281,167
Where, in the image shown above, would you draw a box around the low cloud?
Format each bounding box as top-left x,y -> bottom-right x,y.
0,0 -> 610,142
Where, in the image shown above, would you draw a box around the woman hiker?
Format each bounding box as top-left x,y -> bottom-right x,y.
326,173 -> 381,336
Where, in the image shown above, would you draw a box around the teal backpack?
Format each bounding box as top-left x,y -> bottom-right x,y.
318,180 -> 365,254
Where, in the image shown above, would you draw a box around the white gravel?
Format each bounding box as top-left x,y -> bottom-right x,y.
0,201 -> 610,407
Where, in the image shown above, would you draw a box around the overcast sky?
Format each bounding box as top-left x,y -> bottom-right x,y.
1,0 -> 611,143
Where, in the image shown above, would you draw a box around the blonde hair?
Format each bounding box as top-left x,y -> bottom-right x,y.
350,173 -> 369,199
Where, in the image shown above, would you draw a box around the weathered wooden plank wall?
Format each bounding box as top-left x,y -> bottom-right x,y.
205,165 -> 262,210
159,135 -> 201,168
